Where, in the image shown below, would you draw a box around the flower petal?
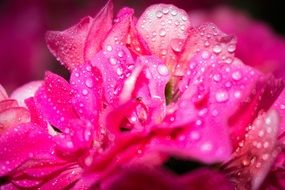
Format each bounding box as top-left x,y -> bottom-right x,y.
0,123 -> 55,176
46,16 -> 93,70
176,23 -> 236,76
90,45 -> 135,104
136,4 -> 191,68
224,110 -> 280,190
0,107 -> 30,131
34,72 -> 78,130
10,81 -> 42,107
70,63 -> 103,122
84,0 -> 113,62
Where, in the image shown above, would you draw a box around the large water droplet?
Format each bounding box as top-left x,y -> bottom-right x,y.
109,57 -> 117,65
159,29 -> 167,37
116,68 -> 123,76
157,65 -> 169,76
82,89 -> 88,96
212,45 -> 222,54
227,44 -> 236,53
170,39 -> 183,53
156,11 -> 163,18
215,90 -> 229,103
85,79 -> 94,88
232,71 -> 242,81
213,74 -> 221,82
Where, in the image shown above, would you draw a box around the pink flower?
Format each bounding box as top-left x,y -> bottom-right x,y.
0,2 -> 285,190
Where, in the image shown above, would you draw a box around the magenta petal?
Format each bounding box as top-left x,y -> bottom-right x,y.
46,16 -> 93,70
0,123 -> 55,176
39,166 -> 82,190
225,110 -> 279,190
103,7 -> 134,48
84,1 -> 113,63
54,119 -> 94,159
272,89 -> 285,136
34,72 -> 78,130
91,45 -> 135,104
70,63 -> 103,122
137,4 -> 191,67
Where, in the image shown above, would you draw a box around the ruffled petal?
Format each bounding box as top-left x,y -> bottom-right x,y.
10,81 -> 42,107
46,16 -> 93,70
0,84 -> 8,101
0,123 -> 55,176
84,1 -> 113,62
224,110 -> 280,190
70,63 -> 103,122
90,45 -> 135,104
34,72 -> 78,130
136,4 -> 191,69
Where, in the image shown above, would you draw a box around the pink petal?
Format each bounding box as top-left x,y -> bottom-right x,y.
70,63 -> 103,122
0,123 -> 55,176
272,89 -> 285,136
39,166 -> 82,190
136,4 -> 191,68
84,1 -> 113,63
34,72 -> 78,130
224,110 -> 280,190
176,23 -> 236,76
0,84 -> 8,101
10,81 -> 42,107
103,7 -> 151,56
46,16 -> 93,70
103,7 -> 134,48
54,119 -> 94,159
0,99 -> 18,112
90,45 -> 135,104
0,107 -> 30,131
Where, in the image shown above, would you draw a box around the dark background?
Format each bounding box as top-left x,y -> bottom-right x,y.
0,0 -> 284,92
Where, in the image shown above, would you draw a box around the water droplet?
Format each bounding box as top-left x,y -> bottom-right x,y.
82,89 -> 88,96
85,79 -> 94,88
212,45 -> 222,54
181,16 -> 188,21
160,49 -> 167,56
232,71 -> 242,80
190,131 -> 201,141
170,39 -> 183,53
227,44 -> 236,53
213,74 -> 221,82
234,91 -> 241,99
106,45 -> 112,52
159,29 -> 167,37
201,142 -> 213,152
116,68 -> 123,76
162,8 -> 169,14
201,51 -> 210,59
109,57 -> 117,65
156,11 -> 163,18
157,65 -> 169,76
171,10 -> 177,16
215,90 -> 229,103
117,51 -> 124,58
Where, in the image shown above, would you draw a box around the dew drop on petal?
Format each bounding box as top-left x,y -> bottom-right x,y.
232,71 -> 242,81
159,29 -> 167,37
157,65 -> 169,76
156,11 -> 163,18
212,45 -> 222,54
85,79 -> 94,88
215,90 -> 229,102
